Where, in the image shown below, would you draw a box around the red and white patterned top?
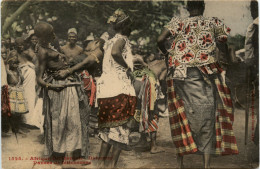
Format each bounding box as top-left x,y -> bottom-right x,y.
165,16 -> 231,79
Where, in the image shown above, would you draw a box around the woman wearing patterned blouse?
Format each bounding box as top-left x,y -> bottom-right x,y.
158,1 -> 238,168
96,9 -> 137,168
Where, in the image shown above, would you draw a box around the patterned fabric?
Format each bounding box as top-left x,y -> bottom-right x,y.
167,79 -> 198,155
165,16 -> 231,79
96,34 -> 135,99
8,85 -> 29,114
133,67 -> 157,79
43,75 -> 90,158
1,85 -> 11,117
107,9 -> 130,24
98,94 -> 137,128
99,126 -> 131,145
199,63 -> 238,155
81,70 -> 96,107
173,67 -> 215,154
167,63 -> 239,156
134,72 -> 159,133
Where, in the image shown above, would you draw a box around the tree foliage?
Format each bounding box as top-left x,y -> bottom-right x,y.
1,1 -> 183,53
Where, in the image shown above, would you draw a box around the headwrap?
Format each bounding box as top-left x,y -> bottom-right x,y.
68,28 -> 77,35
85,32 -> 94,41
25,30 -> 35,41
107,9 -> 131,25
7,50 -> 18,64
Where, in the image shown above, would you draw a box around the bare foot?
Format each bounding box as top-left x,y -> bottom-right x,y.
20,127 -> 30,133
2,132 -> 12,137
17,131 -> 27,138
150,146 -> 165,154
177,155 -> 184,169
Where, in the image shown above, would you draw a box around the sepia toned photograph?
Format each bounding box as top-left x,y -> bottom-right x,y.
1,0 -> 259,168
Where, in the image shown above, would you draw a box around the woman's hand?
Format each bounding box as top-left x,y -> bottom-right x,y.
220,70 -> 226,84
59,53 -> 67,62
5,64 -> 11,74
53,69 -> 70,79
126,68 -> 135,84
133,54 -> 148,68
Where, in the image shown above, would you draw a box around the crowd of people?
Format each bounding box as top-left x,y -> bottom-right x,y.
1,1 -> 258,169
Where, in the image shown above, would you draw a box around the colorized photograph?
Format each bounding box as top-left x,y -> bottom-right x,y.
1,0 -> 259,168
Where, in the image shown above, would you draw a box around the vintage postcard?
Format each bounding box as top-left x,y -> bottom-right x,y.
1,0 -> 259,168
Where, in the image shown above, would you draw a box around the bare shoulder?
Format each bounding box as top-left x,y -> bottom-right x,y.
37,46 -> 47,61
24,48 -> 35,56
76,45 -> 83,52
115,38 -> 126,45
96,49 -> 103,60
113,38 -> 126,49
89,49 -> 103,62
60,44 -> 68,51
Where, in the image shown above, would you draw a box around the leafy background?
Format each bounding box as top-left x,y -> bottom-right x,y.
2,1 -> 186,54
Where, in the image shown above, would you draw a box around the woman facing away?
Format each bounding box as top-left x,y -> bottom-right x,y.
96,9 -> 137,168
158,1 -> 238,168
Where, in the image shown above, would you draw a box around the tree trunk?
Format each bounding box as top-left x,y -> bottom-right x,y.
2,1 -> 31,36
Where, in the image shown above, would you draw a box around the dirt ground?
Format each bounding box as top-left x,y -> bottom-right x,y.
2,108 -> 259,169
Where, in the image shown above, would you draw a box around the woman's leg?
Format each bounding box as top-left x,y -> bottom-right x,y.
2,116 -> 11,136
150,132 -> 164,154
135,133 -> 148,148
12,114 -> 27,137
177,154 -> 184,169
203,153 -> 211,169
108,145 -> 121,168
150,132 -> 157,151
98,141 -> 112,168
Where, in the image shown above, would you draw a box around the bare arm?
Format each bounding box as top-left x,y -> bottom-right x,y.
79,46 -> 83,54
158,28 -> 172,68
23,49 -> 36,62
60,46 -> 65,54
133,54 -> 148,67
54,49 -> 103,79
36,48 -> 48,88
112,38 -> 135,83
216,42 -> 229,70
6,67 -> 19,85
111,38 -> 128,69
157,28 -> 171,55
69,50 -> 102,73
36,48 -> 64,90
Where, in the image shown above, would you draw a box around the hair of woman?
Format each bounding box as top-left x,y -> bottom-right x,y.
187,0 -> 205,14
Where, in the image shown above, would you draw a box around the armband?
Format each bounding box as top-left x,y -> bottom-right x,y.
46,83 -> 50,89
66,68 -> 72,74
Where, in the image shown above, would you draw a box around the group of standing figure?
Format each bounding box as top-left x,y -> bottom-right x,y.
2,1 -> 259,169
